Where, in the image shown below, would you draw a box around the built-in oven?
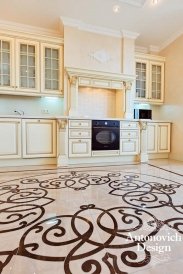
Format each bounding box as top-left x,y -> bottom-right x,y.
92,120 -> 120,151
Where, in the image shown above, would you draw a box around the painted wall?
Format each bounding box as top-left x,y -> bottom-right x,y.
0,95 -> 64,116
159,35 -> 183,161
64,26 -> 122,73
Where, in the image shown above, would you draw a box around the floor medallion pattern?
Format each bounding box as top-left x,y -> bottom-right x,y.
0,166 -> 183,273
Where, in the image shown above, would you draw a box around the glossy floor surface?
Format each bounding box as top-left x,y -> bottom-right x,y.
0,160 -> 183,274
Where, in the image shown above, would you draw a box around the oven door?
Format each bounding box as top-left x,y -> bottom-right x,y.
92,127 -> 120,151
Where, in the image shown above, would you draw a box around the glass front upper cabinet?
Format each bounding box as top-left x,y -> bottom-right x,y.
136,60 -> 148,99
0,36 -> 15,90
41,43 -> 63,95
150,62 -> 164,101
135,55 -> 165,103
16,39 -> 40,93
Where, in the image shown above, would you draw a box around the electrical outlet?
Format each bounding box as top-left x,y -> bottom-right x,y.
41,109 -> 49,114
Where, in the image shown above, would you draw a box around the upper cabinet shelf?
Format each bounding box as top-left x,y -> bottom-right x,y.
0,34 -> 63,97
135,53 -> 165,104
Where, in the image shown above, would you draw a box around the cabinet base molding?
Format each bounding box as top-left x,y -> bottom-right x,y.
0,158 -> 57,168
57,155 -> 139,167
148,153 -> 169,160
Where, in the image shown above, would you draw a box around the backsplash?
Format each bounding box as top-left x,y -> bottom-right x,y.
78,87 -> 117,118
0,95 -> 64,116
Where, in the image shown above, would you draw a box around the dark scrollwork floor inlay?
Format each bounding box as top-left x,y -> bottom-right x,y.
0,168 -> 183,273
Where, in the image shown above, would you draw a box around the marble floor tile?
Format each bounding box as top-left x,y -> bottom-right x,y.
0,161 -> 183,273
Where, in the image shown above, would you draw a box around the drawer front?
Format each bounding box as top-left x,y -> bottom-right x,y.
69,139 -> 91,158
120,121 -> 139,129
69,120 -> 91,128
120,139 -> 139,155
69,129 -> 91,139
120,130 -> 139,139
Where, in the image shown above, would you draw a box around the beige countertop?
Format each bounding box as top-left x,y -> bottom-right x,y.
0,115 -> 172,123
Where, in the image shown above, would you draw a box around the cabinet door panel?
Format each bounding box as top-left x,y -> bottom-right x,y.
41,43 -> 63,95
22,119 -> 56,158
135,59 -> 149,100
0,119 -> 21,158
147,123 -> 158,153
69,139 -> 91,158
150,61 -> 164,102
158,123 -> 170,153
0,36 -> 15,91
120,139 -> 139,155
16,39 -> 40,93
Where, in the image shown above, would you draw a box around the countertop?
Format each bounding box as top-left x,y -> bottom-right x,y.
0,115 -> 172,123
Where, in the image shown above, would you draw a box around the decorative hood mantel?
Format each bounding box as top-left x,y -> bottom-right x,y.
65,67 -> 136,118
65,67 -> 135,90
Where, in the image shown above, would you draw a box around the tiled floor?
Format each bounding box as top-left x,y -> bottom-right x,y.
0,160 -> 183,274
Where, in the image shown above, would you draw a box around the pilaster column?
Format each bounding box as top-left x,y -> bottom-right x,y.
139,121 -> 148,162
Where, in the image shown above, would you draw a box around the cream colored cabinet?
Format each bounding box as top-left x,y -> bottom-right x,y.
135,53 -> 165,104
120,121 -> 140,155
16,39 -> 40,93
69,139 -> 91,158
0,36 -> 15,91
68,119 -> 91,158
147,122 -> 171,153
0,119 -> 21,159
41,43 -> 63,95
0,34 -> 63,96
120,139 -> 139,155
22,119 -> 56,158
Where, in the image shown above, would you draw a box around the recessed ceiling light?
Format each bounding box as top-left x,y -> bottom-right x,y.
113,5 -> 120,13
152,0 -> 158,4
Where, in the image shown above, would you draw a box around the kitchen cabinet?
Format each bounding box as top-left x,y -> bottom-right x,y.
16,39 -> 40,93
147,122 -> 171,153
68,119 -> 91,158
0,119 -> 21,159
69,139 -> 91,158
135,53 -> 165,104
0,36 -> 15,91
0,33 -> 63,96
120,121 -> 140,155
41,43 -> 63,95
22,119 -> 56,158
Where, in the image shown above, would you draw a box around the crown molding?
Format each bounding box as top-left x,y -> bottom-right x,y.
121,30 -> 139,39
61,16 -> 121,38
149,45 -> 160,53
135,45 -> 148,53
0,19 -> 64,44
160,28 -> 183,51
61,16 -> 139,39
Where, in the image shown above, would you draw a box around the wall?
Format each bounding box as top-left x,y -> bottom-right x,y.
64,26 -> 122,73
159,35 -> 183,161
0,95 -> 64,116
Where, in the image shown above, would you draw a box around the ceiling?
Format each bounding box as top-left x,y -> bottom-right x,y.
0,0 -> 183,49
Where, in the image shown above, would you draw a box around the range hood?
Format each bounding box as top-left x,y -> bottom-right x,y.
65,67 -> 136,119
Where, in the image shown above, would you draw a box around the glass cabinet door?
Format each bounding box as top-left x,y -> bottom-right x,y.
135,61 -> 148,99
0,37 -> 14,90
150,62 -> 164,101
41,43 -> 63,95
16,39 -> 40,92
